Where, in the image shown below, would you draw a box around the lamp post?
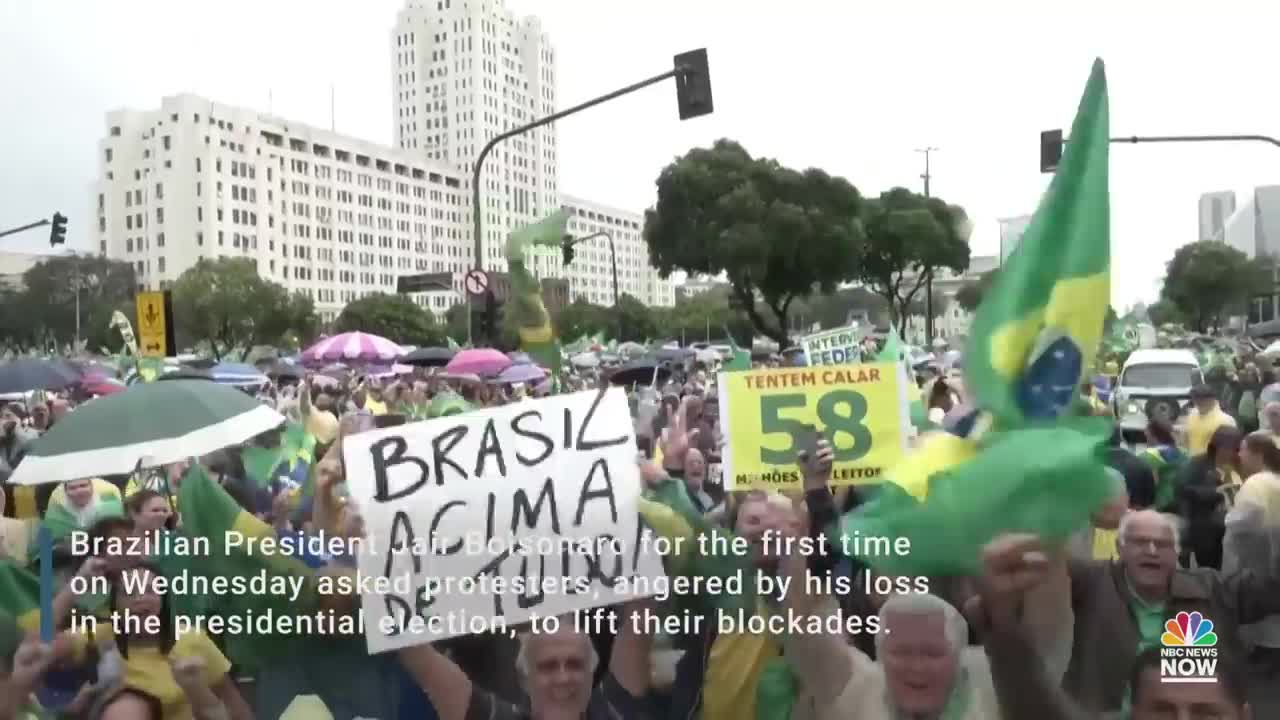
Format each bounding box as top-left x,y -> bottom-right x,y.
562,230 -> 620,339
468,50 -> 713,344
916,146 -> 938,346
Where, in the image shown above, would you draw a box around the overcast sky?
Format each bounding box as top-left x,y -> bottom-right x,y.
3,0 -> 1279,310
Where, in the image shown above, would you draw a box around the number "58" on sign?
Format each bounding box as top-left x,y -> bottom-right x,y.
758,390 -> 873,464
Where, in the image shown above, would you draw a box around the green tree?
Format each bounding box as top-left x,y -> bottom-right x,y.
171,257 -> 316,359
608,294 -> 656,341
0,255 -> 138,353
334,292 -> 445,347
643,139 -> 865,346
1146,298 -> 1184,327
955,268 -> 999,313
556,298 -> 610,340
858,187 -> 971,333
1160,241 -> 1270,332
655,288 -> 755,344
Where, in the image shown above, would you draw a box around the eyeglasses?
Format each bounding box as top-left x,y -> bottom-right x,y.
1123,536 -> 1176,552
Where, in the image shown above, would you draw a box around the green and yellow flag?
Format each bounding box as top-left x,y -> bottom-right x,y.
0,559 -> 41,634
841,60 -> 1114,575
966,60 -> 1111,425
724,328 -> 751,371
506,211 -> 567,372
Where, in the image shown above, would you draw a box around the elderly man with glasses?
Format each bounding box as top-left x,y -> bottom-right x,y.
1062,509 -> 1280,714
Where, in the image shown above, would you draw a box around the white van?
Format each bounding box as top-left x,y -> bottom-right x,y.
1113,348 -> 1203,443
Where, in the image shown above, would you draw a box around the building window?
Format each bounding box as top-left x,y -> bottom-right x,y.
162,135 -> 171,151
155,183 -> 163,199
126,238 -> 133,252
218,231 -> 224,246
197,232 -> 203,246
156,208 -> 164,223
156,232 -> 165,247
196,158 -> 202,172
110,126 -> 121,136
158,257 -> 166,272
104,148 -> 112,163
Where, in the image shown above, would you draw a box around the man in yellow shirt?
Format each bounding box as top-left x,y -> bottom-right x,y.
1186,384 -> 1237,456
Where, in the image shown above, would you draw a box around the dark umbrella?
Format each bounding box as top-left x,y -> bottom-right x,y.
652,347 -> 694,362
156,368 -> 213,382
0,358 -> 81,394
400,347 -> 456,367
265,361 -> 304,381
610,358 -> 671,386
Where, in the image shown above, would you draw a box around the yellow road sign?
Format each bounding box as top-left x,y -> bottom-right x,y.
135,291 -> 170,358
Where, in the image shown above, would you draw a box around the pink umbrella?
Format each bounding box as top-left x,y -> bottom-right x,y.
85,378 -> 126,396
445,348 -> 512,377
301,332 -> 405,365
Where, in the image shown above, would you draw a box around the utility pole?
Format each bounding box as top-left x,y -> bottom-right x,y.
469,49 -> 713,345
916,146 -> 938,346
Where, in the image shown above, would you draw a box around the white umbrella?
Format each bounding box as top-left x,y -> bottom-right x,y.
571,353 -> 600,368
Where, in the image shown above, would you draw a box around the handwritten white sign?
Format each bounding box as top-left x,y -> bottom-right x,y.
343,387 -> 666,653
801,324 -> 863,366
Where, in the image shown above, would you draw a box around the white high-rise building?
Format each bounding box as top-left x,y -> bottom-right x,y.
94,94 -> 471,323
390,0 -> 674,308
998,215 -> 1032,264
391,0 -> 557,274
1199,191 -> 1236,241
561,195 -> 674,307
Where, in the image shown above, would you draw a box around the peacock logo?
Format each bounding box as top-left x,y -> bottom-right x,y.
1161,611 -> 1218,647
1159,611 -> 1219,684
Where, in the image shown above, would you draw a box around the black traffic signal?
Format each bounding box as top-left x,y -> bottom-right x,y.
484,291 -> 499,339
562,241 -> 576,266
49,212 -> 67,246
674,48 -> 713,121
1040,129 -> 1064,173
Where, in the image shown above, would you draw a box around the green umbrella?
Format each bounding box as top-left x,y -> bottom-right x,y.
7,380 -> 284,486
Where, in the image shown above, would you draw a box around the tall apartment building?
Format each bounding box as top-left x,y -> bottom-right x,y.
94,94 -> 470,323
561,195 -> 674,307
1199,191 -> 1236,241
391,0 -> 557,274
390,0 -> 674,308
1222,186 -> 1280,260
997,215 -> 1032,264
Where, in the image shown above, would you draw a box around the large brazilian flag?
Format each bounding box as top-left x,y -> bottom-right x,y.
841,60 -> 1114,575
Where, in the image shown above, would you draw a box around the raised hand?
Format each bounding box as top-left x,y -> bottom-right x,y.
976,533 -> 1051,631
798,438 -> 834,493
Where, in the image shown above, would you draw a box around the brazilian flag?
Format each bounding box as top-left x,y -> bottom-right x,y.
842,60 -> 1114,575
506,211 -> 566,373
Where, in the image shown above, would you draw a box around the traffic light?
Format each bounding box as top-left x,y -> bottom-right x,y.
674,48 -> 713,121
49,212 -> 67,246
1040,129 -> 1064,173
484,291 -> 499,340
562,241 -> 576,266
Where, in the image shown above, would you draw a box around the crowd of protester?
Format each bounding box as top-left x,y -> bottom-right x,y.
2,345 -> 1280,720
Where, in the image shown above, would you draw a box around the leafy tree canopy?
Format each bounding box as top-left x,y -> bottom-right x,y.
334,292 -> 445,347
857,187 -> 971,333
0,254 -> 137,355
644,139 -> 865,346
1160,241 -> 1270,332
171,257 -> 317,359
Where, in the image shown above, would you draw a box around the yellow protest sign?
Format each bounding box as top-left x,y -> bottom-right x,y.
135,290 -> 173,358
717,363 -> 908,490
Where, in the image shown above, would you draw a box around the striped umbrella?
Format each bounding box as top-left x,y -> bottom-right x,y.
7,380 -> 284,486
300,332 -> 405,364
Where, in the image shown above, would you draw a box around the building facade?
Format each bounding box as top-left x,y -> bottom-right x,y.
998,215 -> 1032,264
902,253 -> 999,346
1198,191 -> 1236,241
94,94 -> 470,323
560,195 -> 673,307
0,251 -> 54,292
392,0 -> 558,274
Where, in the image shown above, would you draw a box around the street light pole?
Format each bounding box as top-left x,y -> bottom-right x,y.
0,218 -> 51,240
916,146 -> 938,346
562,230 -> 620,337
469,69 -> 682,342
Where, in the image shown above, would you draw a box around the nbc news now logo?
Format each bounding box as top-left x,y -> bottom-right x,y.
1160,611 -> 1218,683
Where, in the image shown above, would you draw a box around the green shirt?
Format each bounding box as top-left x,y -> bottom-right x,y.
1121,577 -> 1167,718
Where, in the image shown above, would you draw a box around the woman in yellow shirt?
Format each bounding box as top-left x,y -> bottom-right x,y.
75,564 -> 251,720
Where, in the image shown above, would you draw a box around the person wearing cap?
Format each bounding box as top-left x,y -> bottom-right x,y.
1187,383 -> 1237,456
